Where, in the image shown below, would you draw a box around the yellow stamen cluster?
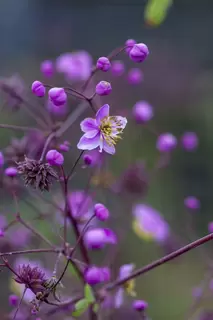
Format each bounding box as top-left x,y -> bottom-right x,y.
100,116 -> 124,146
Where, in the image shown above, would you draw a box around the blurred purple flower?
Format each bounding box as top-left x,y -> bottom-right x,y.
133,204 -> 170,242
77,104 -> 127,155
56,51 -> 92,81
114,264 -> 135,308
84,228 -> 117,249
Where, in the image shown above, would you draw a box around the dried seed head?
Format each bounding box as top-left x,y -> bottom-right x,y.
16,156 -> 58,191
14,264 -> 47,294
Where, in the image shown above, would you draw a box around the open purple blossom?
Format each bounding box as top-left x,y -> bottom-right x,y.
84,227 -> 117,249
114,264 -> 135,308
77,104 -> 127,154
132,204 -> 170,242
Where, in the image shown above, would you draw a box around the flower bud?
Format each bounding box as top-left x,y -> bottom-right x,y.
96,57 -> 111,72
59,141 -> 70,152
94,203 -> 109,221
46,150 -> 64,166
129,43 -> 149,63
9,294 -> 19,307
40,60 -> 54,77
133,101 -> 153,123
84,228 -> 117,249
181,132 -> 198,151
48,87 -> 67,106
156,133 -> 177,152
125,39 -> 136,54
5,167 -> 17,177
83,154 -> 93,166
208,222 -> 213,233
132,300 -> 148,312
111,60 -> 125,76
84,266 -> 110,285
95,81 -> 112,96
127,68 -> 143,85
0,229 -> 4,237
184,196 -> 200,210
31,81 -> 45,97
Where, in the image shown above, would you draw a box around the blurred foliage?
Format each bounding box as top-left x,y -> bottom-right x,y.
144,0 -> 173,27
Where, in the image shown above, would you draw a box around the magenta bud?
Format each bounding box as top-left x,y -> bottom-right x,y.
181,132 -> 199,151
156,133 -> 177,152
5,167 -> 17,177
184,196 -> 200,210
129,43 -> 149,63
95,81 -> 112,96
94,203 -> 109,221
125,39 -> 137,54
96,57 -> 111,72
9,294 -> 19,307
48,87 -> 67,106
40,60 -> 54,77
46,149 -> 64,166
127,68 -> 143,85
31,80 -> 46,97
208,222 -> 213,233
111,60 -> 125,76
84,266 -> 110,285
83,154 -> 93,166
132,300 -> 148,312
133,101 -> 153,123
0,229 -> 4,237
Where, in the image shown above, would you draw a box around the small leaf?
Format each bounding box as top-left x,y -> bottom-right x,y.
84,284 -> 95,304
93,303 -> 99,314
72,299 -> 89,317
144,0 -> 173,27
68,260 -> 79,278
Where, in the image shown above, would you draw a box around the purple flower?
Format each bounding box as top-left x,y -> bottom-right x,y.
31,81 -> 45,97
94,203 -> 109,221
5,167 -> 17,177
95,81 -> 112,96
40,60 -> 54,77
133,204 -> 170,242
48,87 -> 67,106
84,228 -> 117,249
59,141 -> 70,152
111,60 -> 125,76
68,191 -> 93,221
127,68 -> 143,85
125,39 -> 137,54
83,154 -> 93,166
56,51 -> 92,81
96,57 -> 111,72
133,101 -> 153,123
46,149 -> 64,166
129,43 -> 149,63
84,266 -> 111,285
181,132 -> 199,151
114,264 -> 135,308
156,133 -> 177,152
9,294 -> 19,307
77,104 -> 127,155
184,196 -> 200,210
132,300 -> 148,312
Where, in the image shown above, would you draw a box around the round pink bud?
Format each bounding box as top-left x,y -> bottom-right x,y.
208,222 -> 213,233
46,149 -> 64,166
0,151 -> 4,167
133,101 -> 153,123
96,57 -> 111,72
95,81 -> 112,96
184,196 -> 200,210
181,132 -> 199,151
84,266 -> 103,285
94,203 -> 109,221
125,39 -> 137,54
156,133 -> 177,152
9,294 -> 19,307
48,87 -> 67,106
40,60 -> 54,77
31,80 -> 45,97
5,167 -> 17,177
111,60 -> 125,76
132,300 -> 148,312
129,43 -> 149,63
59,143 -> 70,152
127,68 -> 143,85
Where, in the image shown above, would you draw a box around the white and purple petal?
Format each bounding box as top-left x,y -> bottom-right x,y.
96,104 -> 110,125
103,141 -> 116,155
77,133 -> 100,151
114,288 -> 124,308
80,118 -> 98,133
